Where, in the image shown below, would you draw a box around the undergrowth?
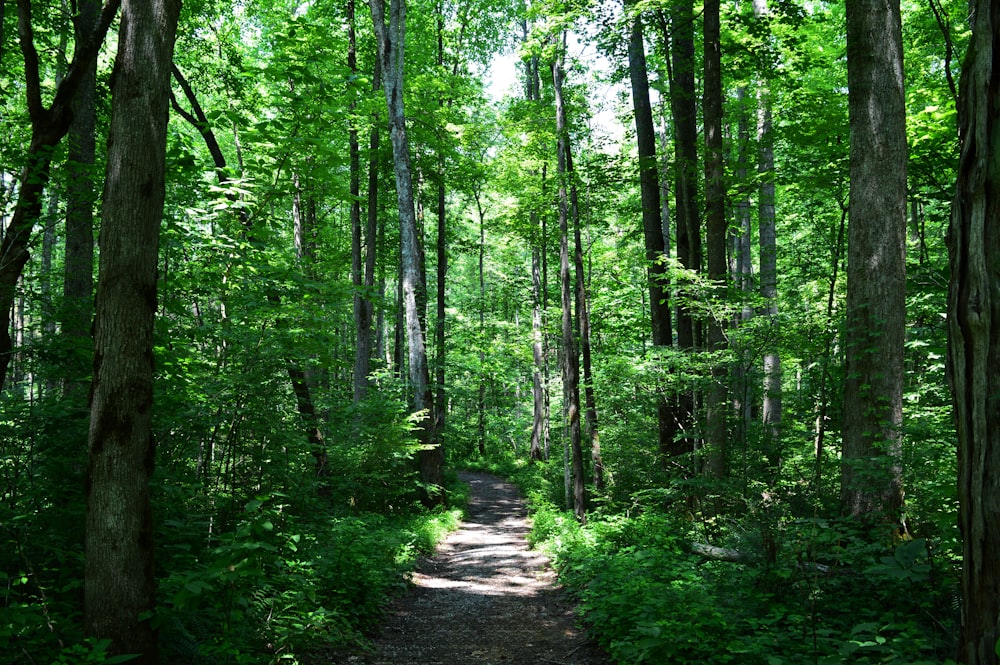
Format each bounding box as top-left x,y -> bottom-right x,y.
521,474 -> 958,665
3,481 -> 465,665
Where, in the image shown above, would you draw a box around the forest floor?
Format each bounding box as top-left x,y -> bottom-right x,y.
343,471 -> 610,665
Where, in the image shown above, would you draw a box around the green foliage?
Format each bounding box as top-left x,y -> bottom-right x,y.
519,464 -> 958,665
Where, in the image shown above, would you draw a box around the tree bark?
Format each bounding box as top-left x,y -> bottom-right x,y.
628,13 -> 679,464
552,42 -> 586,521
371,0 -> 443,503
530,242 -> 546,461
756,0 -> 781,469
703,0 -> 728,481
841,0 -> 907,523
84,0 -> 179,660
62,0 -> 100,400
349,0 -> 370,404
948,0 -> 1000,660
434,10 -> 448,447
664,2 -> 699,456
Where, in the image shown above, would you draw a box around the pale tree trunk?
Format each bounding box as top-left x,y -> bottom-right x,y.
841,0 -> 906,523
0,0 -> 120,392
756,0 -> 781,468
947,1 -> 1000,660
530,242 -> 546,461
84,0 -> 179,660
371,0 -> 443,502
731,85 -> 753,458
703,0 -> 728,482
552,41 -> 586,521
628,13 -> 679,465
477,192 -> 486,456
526,35 -> 547,463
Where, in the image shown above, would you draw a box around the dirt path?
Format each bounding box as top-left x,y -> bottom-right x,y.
348,472 -> 609,665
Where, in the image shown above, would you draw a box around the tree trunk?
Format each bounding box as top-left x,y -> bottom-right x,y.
0,0 -> 120,392
84,0 -> 179,660
665,1 -> 699,456
62,0 -> 100,400
568,153 -> 602,491
948,1 -> 1000,660
703,0 -> 728,482
628,14 -> 679,464
756,0 -> 781,469
349,0 -> 374,405
478,193 -> 487,456
530,242 -> 546,461
525,42 -> 548,464
552,42 -> 586,521
371,0 -> 443,503
841,0 -> 907,523
434,12 -> 448,446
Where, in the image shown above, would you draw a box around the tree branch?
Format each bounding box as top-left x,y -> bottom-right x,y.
17,0 -> 44,124
170,64 -> 230,179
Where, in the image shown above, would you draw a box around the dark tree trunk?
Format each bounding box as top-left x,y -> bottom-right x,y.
841,0 -> 907,523
349,0 -> 365,404
567,151 -> 602,490
628,14 -> 679,463
948,0 -> 1000,661
703,0 -> 728,481
0,0 -> 120,392
371,0 -> 443,503
434,12 -> 448,446
664,1 -> 699,456
84,0 -> 179,660
62,0 -> 100,400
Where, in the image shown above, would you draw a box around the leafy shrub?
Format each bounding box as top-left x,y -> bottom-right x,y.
526,490 -> 958,665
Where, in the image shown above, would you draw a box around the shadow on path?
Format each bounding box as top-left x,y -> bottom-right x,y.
348,472 -> 609,665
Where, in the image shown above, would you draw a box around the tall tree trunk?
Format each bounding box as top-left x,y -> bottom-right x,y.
62,0 -> 99,399
349,0 -> 368,404
477,192 -> 487,456
841,0 -> 907,523
84,0 -> 179,660
948,1 -> 1000,660
530,241 -> 546,461
371,0 -> 443,503
527,41 -> 547,463
756,0 -> 781,469
568,153 -> 602,490
552,41 -> 586,521
361,64 -> 382,395
434,11 -> 448,446
664,2 -> 699,456
731,85 -> 753,465
703,0 -> 728,481
628,13 -> 679,464
0,0 -> 120,392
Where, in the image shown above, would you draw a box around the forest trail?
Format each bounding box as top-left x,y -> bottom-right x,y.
347,472 -> 609,665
